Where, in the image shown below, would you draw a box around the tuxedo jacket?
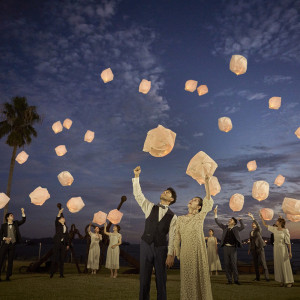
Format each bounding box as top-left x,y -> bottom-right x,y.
215,217 -> 244,247
249,219 -> 266,250
53,217 -> 69,246
0,217 -> 26,246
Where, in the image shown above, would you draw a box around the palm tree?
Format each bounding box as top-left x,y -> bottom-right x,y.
0,96 -> 41,222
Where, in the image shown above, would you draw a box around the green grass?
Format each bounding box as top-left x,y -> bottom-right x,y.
0,261 -> 299,299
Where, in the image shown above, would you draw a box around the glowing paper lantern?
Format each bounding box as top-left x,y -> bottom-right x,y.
16,151 -> 29,164
286,214 -> 300,222
229,55 -> 247,75
139,79 -> 151,94
185,80 -> 198,92
252,181 -> 269,201
52,121 -> 63,134
93,211 -> 107,226
29,186 -> 50,206
229,193 -> 244,212
247,160 -> 257,172
186,151 -> 218,183
67,197 -> 85,213
57,171 -> 74,186
197,85 -> 208,96
143,125 -> 176,157
0,193 -> 10,209
282,197 -> 300,215
208,176 -> 221,196
107,209 -> 123,224
55,145 -> 67,156
63,118 -> 73,129
274,174 -> 285,187
218,117 -> 233,132
269,97 -> 281,110
84,130 -> 95,143
260,208 -> 274,221
295,127 -> 300,139
101,68 -> 114,83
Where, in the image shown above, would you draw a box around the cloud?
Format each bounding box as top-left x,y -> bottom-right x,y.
193,132 -> 204,137
264,75 -> 293,85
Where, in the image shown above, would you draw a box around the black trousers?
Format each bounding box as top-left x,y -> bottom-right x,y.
139,240 -> 168,300
0,243 -> 15,278
251,247 -> 269,280
50,242 -> 66,276
223,245 -> 238,282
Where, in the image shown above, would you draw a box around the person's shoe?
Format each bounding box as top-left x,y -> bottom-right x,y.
226,281 -> 232,285
234,281 -> 241,285
50,273 -> 54,278
253,278 -> 260,281
59,275 -> 65,278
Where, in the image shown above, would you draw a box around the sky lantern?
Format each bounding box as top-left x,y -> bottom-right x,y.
229,193 -> 244,212
295,127 -> 300,139
101,68 -> 114,83
107,209 -> 123,224
139,79 -> 151,94
282,197 -> 300,215
52,121 -> 63,134
260,208 -> 274,221
15,151 -> 29,164
269,97 -> 281,110
67,197 -> 85,213
185,80 -> 198,92
252,181 -> 269,201
229,55 -> 247,75
218,117 -> 232,132
0,193 -> 10,209
57,171 -> 74,186
286,214 -> 300,222
186,151 -> 218,183
84,130 -> 95,143
63,118 -> 73,129
274,174 -> 285,187
55,145 -> 67,156
143,125 -> 176,157
197,85 -> 208,96
207,176 -> 221,196
29,186 -> 50,206
93,211 -> 107,225
247,160 -> 257,172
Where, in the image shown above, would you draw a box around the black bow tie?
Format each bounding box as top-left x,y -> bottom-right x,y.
157,204 -> 166,209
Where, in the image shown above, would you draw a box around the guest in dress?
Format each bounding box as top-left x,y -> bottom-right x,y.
104,222 -> 122,278
260,214 -> 294,288
205,229 -> 222,276
87,223 -> 102,274
174,175 -> 213,300
0,208 -> 26,281
247,212 -> 269,281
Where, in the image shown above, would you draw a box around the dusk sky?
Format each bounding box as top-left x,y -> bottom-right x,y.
0,0 -> 299,243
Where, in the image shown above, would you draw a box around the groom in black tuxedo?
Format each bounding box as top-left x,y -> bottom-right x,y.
0,208 -> 26,281
50,208 -> 69,278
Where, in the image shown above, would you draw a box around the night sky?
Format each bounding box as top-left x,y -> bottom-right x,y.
0,0 -> 299,242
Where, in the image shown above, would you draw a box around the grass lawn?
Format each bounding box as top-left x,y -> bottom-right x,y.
0,261 -> 299,300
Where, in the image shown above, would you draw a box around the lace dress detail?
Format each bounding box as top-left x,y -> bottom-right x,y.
174,196 -> 214,300
207,237 -> 222,271
87,232 -> 102,270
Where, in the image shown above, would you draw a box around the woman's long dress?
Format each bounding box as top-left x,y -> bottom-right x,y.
267,226 -> 294,284
87,232 -> 102,270
174,196 -> 214,300
207,237 -> 222,272
105,233 -> 121,269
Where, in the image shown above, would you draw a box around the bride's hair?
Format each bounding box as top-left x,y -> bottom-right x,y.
195,197 -> 203,212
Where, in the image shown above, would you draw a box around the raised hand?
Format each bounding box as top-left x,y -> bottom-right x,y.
21,208 -> 25,214
247,212 -> 254,219
134,166 -> 141,177
213,205 -> 218,215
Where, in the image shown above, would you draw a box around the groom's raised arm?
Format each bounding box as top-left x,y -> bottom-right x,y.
132,166 -> 154,218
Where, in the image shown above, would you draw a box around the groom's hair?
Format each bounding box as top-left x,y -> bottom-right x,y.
195,197 -> 203,212
5,213 -> 12,222
167,187 -> 177,205
231,217 -> 237,225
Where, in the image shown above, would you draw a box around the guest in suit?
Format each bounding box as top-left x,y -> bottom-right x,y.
50,208 -> 69,278
0,208 -> 26,281
214,206 -> 244,285
133,166 -> 177,300
247,212 -> 269,281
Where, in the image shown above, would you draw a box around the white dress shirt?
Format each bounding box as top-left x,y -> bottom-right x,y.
132,177 -> 177,256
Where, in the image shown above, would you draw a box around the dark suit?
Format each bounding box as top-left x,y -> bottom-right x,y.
50,217 -> 69,277
215,217 -> 244,283
0,217 -> 26,279
249,219 -> 269,280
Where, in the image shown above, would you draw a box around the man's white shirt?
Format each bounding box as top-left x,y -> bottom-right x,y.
132,177 -> 177,256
